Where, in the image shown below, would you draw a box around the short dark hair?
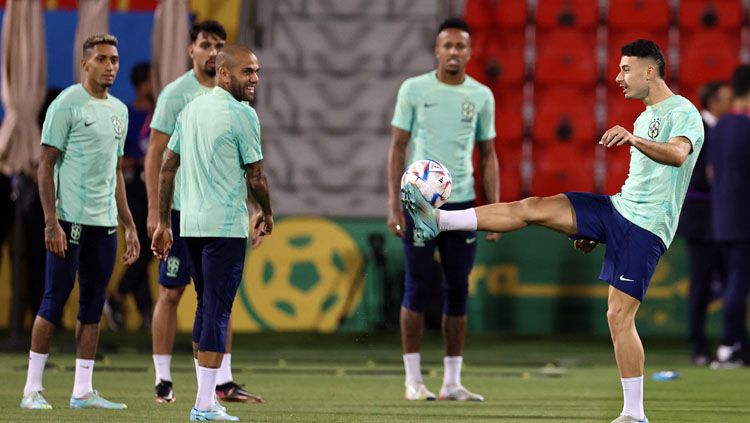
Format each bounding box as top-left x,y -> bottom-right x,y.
190,20 -> 227,43
731,64 -> 750,97
699,81 -> 729,109
130,62 -> 151,87
437,17 -> 471,36
82,34 -> 118,56
621,39 -> 666,78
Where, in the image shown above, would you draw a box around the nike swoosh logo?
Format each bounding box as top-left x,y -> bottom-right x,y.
424,103 -> 437,108
84,121 -> 95,127
108,228 -> 117,235
619,275 -> 635,282
465,237 -> 477,244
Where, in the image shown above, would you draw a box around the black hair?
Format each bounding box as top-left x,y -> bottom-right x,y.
621,39 -> 666,78
699,81 -> 729,109
190,20 -> 227,43
130,62 -> 151,87
437,17 -> 471,36
82,34 -> 118,56
731,64 -> 750,97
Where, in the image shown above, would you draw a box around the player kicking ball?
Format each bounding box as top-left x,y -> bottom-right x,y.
402,39 -> 703,423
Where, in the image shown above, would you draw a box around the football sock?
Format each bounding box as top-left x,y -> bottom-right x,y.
195,367 -> 218,411
23,351 -> 48,396
438,209 -> 477,231
216,353 -> 233,385
403,353 -> 423,385
443,356 -> 463,386
72,359 -> 95,398
621,376 -> 645,419
194,358 -> 200,384
153,354 -> 172,385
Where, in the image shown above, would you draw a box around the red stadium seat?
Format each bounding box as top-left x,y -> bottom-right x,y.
679,31 -> 739,87
533,88 -> 597,145
464,0 -> 495,30
495,88 -> 525,143
535,30 -> 597,87
467,32 -> 525,87
679,0 -> 742,33
536,0 -> 599,32
471,140 -> 523,204
464,0 -> 528,31
608,0 -> 671,33
606,88 -> 647,130
604,147 -> 632,195
531,145 -> 595,196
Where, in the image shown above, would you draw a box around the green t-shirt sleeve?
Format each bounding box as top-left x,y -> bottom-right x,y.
668,110 -> 704,151
167,114 -> 182,155
40,101 -> 73,151
476,90 -> 496,141
151,91 -> 182,135
118,110 -> 128,157
391,80 -> 414,132
234,106 -> 263,165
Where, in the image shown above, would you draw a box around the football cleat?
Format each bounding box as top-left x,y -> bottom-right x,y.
438,384 -> 484,401
610,415 -> 649,423
20,391 -> 52,409
69,390 -> 127,409
215,382 -> 266,403
404,381 -> 436,401
190,406 -> 239,421
155,379 -> 176,404
401,183 -> 439,242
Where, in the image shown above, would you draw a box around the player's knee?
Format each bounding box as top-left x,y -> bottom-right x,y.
516,196 -> 545,224
159,285 -> 185,306
606,305 -> 633,333
78,296 -> 106,324
443,285 -> 469,316
402,277 -> 431,312
37,299 -> 65,326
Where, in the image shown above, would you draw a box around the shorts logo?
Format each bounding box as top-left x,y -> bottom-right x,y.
111,116 -> 124,139
648,117 -> 661,139
461,101 -> 476,122
465,237 -> 477,244
166,256 -> 180,278
70,223 -> 82,245
619,275 -> 635,282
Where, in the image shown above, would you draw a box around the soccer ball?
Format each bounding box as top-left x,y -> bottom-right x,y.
400,159 -> 452,208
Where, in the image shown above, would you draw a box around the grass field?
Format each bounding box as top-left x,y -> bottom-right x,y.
1,332 -> 748,422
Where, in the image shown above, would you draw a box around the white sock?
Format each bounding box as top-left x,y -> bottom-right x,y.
216,353 -> 233,386
621,376 -> 645,419
403,352 -> 422,385
23,351 -> 48,396
72,359 -> 95,399
194,358 -> 200,384
195,366 -> 218,411
443,356 -> 463,386
438,209 -> 477,231
153,354 -> 172,385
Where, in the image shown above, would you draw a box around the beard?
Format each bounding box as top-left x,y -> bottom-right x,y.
229,75 -> 253,102
204,63 -> 216,77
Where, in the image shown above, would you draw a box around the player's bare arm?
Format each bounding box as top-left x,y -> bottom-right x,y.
37,145 -> 67,258
600,125 -> 692,167
115,157 -> 140,265
144,128 -> 171,237
476,139 -> 500,242
151,149 -> 179,260
245,160 -> 273,241
387,127 -> 410,237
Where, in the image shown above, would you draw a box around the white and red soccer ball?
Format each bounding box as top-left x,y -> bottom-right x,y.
400,159 -> 452,208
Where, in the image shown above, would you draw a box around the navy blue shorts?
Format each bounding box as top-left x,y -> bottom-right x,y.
158,210 -> 192,287
37,221 -> 117,324
565,192 -> 667,301
184,237 -> 246,353
402,200 -> 476,316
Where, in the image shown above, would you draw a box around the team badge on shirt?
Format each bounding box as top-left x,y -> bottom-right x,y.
111,116 -> 124,140
461,101 -> 476,122
648,117 -> 661,139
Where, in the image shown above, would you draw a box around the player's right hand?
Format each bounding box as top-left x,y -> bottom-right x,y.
387,207 -> 405,238
146,209 -> 159,238
151,223 -> 173,261
573,239 -> 598,254
44,221 -> 67,258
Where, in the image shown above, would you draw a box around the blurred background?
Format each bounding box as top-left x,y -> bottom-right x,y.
0,0 -> 744,343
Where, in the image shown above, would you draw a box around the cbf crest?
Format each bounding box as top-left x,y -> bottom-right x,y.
111,116 -> 124,140
461,101 -> 476,122
166,256 -> 180,278
648,117 -> 661,139
70,223 -> 82,245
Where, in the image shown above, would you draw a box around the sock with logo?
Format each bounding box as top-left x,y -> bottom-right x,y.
23,351 -> 48,396
72,359 -> 95,399
403,353 -> 423,385
438,209 -> 477,231
621,376 -> 645,420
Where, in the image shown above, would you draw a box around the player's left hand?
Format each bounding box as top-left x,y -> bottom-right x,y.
122,226 -> 140,265
250,211 -> 270,248
600,125 -> 634,148
151,223 -> 173,261
573,239 -> 598,254
485,232 -> 501,242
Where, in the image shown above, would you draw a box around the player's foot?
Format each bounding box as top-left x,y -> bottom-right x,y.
190,406 -> 240,421
404,381 -> 436,400
215,382 -> 266,403
400,183 -> 439,242
610,415 -> 649,423
20,391 -> 52,409
69,390 -> 127,409
155,379 -> 176,403
438,384 -> 484,401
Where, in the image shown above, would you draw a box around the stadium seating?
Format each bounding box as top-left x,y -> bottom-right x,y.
606,88 -> 646,130
533,88 -> 596,145
678,0 -> 742,33
498,142 -> 523,201
679,31 -> 740,87
464,0 -> 528,31
604,147 -> 632,195
535,0 -> 599,32
535,29 -> 597,87
531,145 -> 595,196
608,0 -> 671,33
495,87 -> 525,143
